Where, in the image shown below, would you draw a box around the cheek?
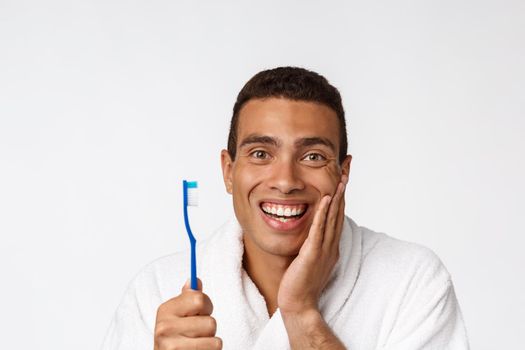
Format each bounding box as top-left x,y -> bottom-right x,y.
232,164 -> 265,198
307,166 -> 341,195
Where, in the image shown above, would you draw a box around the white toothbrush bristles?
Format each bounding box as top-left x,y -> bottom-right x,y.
187,187 -> 199,206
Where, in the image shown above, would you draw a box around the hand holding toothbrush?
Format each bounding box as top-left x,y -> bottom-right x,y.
154,278 -> 223,350
154,181 -> 221,349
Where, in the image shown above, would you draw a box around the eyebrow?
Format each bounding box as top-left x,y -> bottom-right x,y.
239,134 -> 281,149
295,137 -> 336,153
239,134 -> 336,153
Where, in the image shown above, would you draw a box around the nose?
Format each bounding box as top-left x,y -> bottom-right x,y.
267,158 -> 305,194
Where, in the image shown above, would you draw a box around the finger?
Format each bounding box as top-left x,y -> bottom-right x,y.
184,291 -> 214,316
342,174 -> 349,186
182,278 -> 203,292
160,290 -> 214,317
307,195 -> 331,249
156,336 -> 222,350
333,182 -> 346,250
331,175 -> 349,251
322,180 -> 345,249
161,316 -> 217,338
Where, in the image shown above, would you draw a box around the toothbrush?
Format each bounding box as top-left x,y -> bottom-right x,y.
183,180 -> 198,290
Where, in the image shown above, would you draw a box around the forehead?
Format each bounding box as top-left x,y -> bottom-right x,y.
237,98 -> 340,146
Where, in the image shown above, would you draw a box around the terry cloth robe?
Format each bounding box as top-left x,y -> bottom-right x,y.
101,216 -> 470,349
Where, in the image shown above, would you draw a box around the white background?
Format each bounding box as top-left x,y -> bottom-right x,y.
1,0 -> 524,349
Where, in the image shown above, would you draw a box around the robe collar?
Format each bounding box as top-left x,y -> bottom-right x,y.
198,215 -> 362,349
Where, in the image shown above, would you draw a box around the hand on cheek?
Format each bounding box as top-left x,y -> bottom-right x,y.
277,174 -> 349,315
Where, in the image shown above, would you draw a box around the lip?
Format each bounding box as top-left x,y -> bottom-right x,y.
258,198 -> 310,205
258,199 -> 311,232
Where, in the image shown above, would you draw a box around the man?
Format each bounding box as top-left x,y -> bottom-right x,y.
102,67 -> 469,349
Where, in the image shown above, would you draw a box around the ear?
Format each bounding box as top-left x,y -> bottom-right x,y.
220,149 -> 234,194
341,154 -> 352,178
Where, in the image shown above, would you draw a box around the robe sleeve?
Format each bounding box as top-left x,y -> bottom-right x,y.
379,251 -> 470,350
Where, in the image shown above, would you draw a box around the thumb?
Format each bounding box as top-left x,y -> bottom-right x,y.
182,278 -> 203,292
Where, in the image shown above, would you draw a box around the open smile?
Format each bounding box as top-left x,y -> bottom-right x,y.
258,201 -> 310,231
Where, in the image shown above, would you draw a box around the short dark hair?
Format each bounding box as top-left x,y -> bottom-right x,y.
227,66 -> 347,164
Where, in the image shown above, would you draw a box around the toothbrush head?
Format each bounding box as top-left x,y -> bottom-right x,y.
184,180 -> 199,207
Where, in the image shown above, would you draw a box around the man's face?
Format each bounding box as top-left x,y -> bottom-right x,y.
221,97 -> 351,258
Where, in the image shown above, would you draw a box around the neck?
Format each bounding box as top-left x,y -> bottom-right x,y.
242,235 -> 295,317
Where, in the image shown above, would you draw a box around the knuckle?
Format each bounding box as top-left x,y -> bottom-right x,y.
157,296 -> 181,316
212,337 -> 223,349
155,334 -> 169,348
156,302 -> 168,315
204,294 -> 213,315
154,320 -> 172,338
208,316 -> 217,333
166,339 -> 183,350
171,343 -> 183,350
156,337 -> 172,350
192,293 -> 206,309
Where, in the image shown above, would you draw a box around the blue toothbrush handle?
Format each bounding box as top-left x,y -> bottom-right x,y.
190,239 -> 197,290
183,180 -> 198,291
184,217 -> 197,290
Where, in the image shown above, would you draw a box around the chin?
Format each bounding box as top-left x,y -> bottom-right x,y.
259,229 -> 307,257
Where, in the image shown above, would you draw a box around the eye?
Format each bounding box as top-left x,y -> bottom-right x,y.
250,150 -> 270,160
303,153 -> 326,162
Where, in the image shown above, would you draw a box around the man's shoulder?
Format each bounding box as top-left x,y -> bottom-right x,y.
354,222 -> 452,284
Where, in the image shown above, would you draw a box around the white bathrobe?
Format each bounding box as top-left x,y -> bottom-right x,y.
101,216 -> 470,349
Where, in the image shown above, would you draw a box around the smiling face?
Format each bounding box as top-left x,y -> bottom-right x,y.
221,97 -> 351,258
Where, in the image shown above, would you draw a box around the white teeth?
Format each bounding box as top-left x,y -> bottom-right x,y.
261,203 -> 307,217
